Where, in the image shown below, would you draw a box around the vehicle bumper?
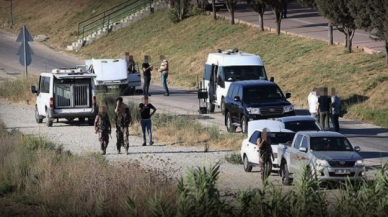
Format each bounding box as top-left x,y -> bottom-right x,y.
314,166 -> 366,181
48,108 -> 97,119
247,111 -> 296,120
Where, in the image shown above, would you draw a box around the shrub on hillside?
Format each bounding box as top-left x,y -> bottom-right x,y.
168,0 -> 192,23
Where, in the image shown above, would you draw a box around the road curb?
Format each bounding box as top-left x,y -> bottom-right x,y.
210,12 -> 382,55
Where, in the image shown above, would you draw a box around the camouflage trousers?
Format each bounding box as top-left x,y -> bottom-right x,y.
99,131 -> 110,151
260,155 -> 272,182
116,127 -> 129,152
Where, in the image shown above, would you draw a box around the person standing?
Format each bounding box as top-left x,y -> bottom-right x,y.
116,106 -> 132,155
139,96 -> 156,146
330,88 -> 341,132
257,128 -> 275,183
94,106 -> 111,155
283,3 -> 288,18
158,56 -> 170,96
115,97 -> 128,154
142,62 -> 153,96
308,88 -> 318,121
316,87 -> 331,130
127,55 -> 136,74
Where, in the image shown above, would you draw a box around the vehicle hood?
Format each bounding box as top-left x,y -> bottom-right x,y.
312,151 -> 363,161
243,100 -> 291,107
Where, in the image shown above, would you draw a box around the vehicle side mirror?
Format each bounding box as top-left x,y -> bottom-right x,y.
234,96 -> 241,102
270,77 -> 274,82
299,147 -> 307,153
31,86 -> 37,94
354,146 -> 361,152
286,93 -> 291,99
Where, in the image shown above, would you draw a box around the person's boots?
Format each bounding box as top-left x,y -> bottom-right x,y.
102,148 -> 106,155
125,148 -> 129,155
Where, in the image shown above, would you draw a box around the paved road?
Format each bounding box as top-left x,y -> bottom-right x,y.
215,2 -> 385,52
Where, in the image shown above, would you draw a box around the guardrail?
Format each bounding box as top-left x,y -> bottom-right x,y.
77,0 -> 153,41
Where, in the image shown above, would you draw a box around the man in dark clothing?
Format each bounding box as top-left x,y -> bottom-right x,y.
258,128 -> 275,183
139,96 -> 156,146
316,87 -> 331,130
142,62 -> 153,96
331,88 -> 341,132
127,55 -> 136,74
116,106 -> 132,155
94,106 -> 111,155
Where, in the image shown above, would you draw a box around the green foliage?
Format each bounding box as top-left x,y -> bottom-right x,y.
0,181 -> 17,196
225,152 -> 243,165
168,0 -> 192,23
122,196 -> 138,217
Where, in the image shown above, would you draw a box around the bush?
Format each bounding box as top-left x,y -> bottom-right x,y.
0,75 -> 38,105
225,152 -> 243,164
168,0 -> 192,23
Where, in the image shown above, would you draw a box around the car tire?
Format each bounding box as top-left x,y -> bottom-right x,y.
35,107 -> 43,124
226,112 -> 236,133
281,162 -> 292,185
207,102 -> 215,113
79,117 -> 85,123
241,116 -> 248,134
46,111 -> 53,127
221,98 -> 225,115
88,117 -> 95,126
243,155 -> 253,172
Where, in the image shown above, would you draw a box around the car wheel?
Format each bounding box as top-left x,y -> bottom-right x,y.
221,98 -> 225,115
207,102 -> 215,113
35,107 -> 43,124
243,155 -> 253,172
46,111 -> 53,127
241,116 -> 248,134
87,117 -> 95,126
281,162 -> 292,185
79,117 -> 85,123
226,112 -> 236,133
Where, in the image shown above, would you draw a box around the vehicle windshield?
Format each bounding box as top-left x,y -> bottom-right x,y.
310,137 -> 354,151
269,132 -> 296,145
284,121 -> 322,132
243,85 -> 284,101
221,66 -> 267,81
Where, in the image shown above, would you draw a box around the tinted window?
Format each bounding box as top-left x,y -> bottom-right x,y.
249,131 -> 260,144
310,137 -> 353,151
301,137 -> 308,149
221,66 -> 267,81
40,76 -> 50,93
268,132 -> 296,144
227,85 -> 235,98
232,86 -> 240,98
284,121 -> 322,132
243,85 -> 284,101
294,135 -> 303,149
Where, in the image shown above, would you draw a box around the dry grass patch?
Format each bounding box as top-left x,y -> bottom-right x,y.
0,75 -> 37,106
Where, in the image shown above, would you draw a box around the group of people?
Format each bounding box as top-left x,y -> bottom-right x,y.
308,87 -> 341,132
94,96 -> 157,155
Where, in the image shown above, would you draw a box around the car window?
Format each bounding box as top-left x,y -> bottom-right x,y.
39,76 -> 45,92
310,137 -> 354,151
227,85 -> 235,98
40,76 -> 50,93
284,121 -> 322,132
232,86 -> 240,98
249,131 -> 260,144
222,66 -> 267,81
301,137 -> 308,149
294,135 -> 303,149
268,132 -> 296,144
243,85 -> 284,101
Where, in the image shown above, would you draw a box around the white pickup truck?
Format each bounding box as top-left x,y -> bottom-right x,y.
277,131 -> 366,185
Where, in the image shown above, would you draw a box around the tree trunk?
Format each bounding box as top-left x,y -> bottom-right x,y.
385,40 -> 388,65
212,0 -> 216,20
259,12 -> 264,31
328,22 -> 333,45
273,6 -> 282,35
230,4 -> 235,24
169,0 -> 174,9
348,34 -> 352,53
344,32 -> 348,48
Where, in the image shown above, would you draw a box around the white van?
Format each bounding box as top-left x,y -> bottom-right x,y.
84,59 -> 141,93
31,68 -> 98,127
201,49 -> 273,114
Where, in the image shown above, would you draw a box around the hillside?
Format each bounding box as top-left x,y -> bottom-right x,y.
1,1 -> 388,127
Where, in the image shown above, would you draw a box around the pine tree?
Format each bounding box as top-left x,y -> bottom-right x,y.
246,0 -> 266,31
315,0 -> 356,52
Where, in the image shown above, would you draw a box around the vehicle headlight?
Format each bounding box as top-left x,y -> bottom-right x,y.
355,160 -> 364,166
283,105 -> 294,113
246,107 -> 260,114
316,159 -> 329,167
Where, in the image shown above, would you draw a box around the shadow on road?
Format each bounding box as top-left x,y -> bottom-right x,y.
340,127 -> 388,137
295,23 -> 328,28
125,150 -> 233,155
358,151 -> 388,160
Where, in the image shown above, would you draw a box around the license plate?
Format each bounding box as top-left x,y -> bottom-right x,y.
335,169 -> 351,175
107,85 -> 118,89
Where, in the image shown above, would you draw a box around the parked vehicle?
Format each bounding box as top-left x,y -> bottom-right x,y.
273,116 -> 322,132
200,49 -> 274,115
224,80 -> 295,133
277,131 -> 366,185
31,68 -> 98,127
240,120 -> 296,172
83,58 -> 141,94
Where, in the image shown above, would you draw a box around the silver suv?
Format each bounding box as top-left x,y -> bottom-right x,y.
31,68 -> 98,127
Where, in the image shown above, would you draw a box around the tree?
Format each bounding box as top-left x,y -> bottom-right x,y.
212,0 -> 217,20
349,0 -> 388,64
225,0 -> 238,24
246,0 -> 266,31
297,0 -> 333,45
262,0 -> 293,35
315,0 -> 356,52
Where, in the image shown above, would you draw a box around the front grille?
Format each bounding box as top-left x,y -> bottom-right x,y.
73,85 -> 89,107
260,106 -> 284,116
329,161 -> 355,167
329,172 -> 355,177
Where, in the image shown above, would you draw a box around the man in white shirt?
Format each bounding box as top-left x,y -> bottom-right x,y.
308,88 -> 318,121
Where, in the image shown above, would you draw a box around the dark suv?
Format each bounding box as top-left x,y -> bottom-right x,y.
224,80 -> 295,133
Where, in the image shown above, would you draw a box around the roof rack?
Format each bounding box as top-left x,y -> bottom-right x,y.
51,68 -> 85,74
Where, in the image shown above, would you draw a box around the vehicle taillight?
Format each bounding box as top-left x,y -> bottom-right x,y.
93,96 -> 96,107
49,97 -> 54,108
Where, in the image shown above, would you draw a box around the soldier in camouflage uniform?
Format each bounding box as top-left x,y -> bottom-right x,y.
116,106 -> 132,155
94,106 -> 111,155
257,128 -> 275,182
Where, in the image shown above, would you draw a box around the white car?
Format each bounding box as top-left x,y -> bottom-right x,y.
272,116 -> 322,132
240,120 -> 296,172
31,68 -> 98,127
